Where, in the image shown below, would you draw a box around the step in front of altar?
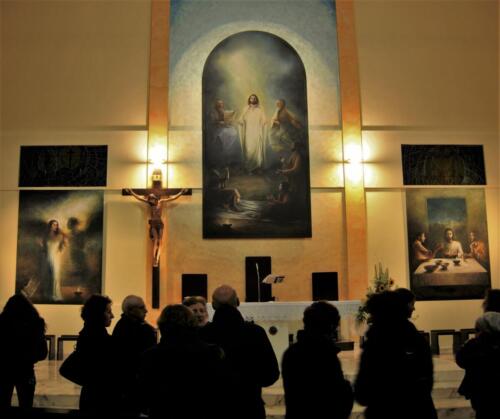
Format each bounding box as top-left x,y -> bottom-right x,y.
265,398 -> 475,419
24,354 -> 473,418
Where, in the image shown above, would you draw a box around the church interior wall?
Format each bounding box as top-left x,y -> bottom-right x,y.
358,0 -> 500,334
0,0 -> 498,339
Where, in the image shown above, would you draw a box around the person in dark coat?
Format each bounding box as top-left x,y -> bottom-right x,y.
76,294 -> 120,414
0,294 -> 47,411
201,285 -> 280,419
354,290 -> 437,419
112,295 -> 157,415
456,311 -> 500,419
138,304 -> 224,419
282,301 -> 353,419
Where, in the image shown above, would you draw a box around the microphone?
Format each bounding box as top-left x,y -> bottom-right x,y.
255,263 -> 261,302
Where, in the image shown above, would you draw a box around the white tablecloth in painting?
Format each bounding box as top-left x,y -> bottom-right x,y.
413,258 -> 489,286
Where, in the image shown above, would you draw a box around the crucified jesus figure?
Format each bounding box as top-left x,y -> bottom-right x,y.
126,188 -> 188,267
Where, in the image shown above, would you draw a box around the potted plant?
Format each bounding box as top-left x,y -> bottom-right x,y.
356,263 -> 396,325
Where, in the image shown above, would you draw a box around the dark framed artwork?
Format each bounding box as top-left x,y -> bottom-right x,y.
406,189 -> 490,300
19,145 -> 108,186
402,145 -> 486,185
202,31 -> 312,238
16,190 -> 104,304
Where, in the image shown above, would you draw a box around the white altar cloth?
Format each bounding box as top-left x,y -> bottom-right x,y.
206,301 -> 361,363
207,300 -> 361,321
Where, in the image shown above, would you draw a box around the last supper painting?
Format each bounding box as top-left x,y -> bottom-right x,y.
406,189 -> 491,301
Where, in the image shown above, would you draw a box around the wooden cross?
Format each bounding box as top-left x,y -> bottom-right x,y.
122,187 -> 192,308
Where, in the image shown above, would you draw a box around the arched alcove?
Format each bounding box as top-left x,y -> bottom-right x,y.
202,31 -> 311,239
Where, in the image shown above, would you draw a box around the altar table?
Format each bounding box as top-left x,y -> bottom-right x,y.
207,300 -> 361,363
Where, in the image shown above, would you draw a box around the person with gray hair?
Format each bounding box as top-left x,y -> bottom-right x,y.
211,284 -> 239,309
182,296 -> 209,327
112,295 -> 157,415
456,311 -> 500,419
201,285 -> 279,419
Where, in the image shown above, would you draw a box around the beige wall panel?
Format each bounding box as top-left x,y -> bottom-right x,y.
0,131 -> 148,190
165,190 -> 346,303
0,191 -> 18,309
1,0 -> 150,129
104,192 -> 148,312
167,130 -> 202,188
355,0 -> 498,129
367,189 -> 499,332
366,191 -> 408,287
362,130 -> 498,188
309,130 -> 344,188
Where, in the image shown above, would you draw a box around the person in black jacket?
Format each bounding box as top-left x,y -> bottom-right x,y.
138,304 -> 224,419
282,301 -> 353,419
0,294 -> 47,411
112,295 -> 157,415
456,311 -> 500,419
482,288 -> 500,313
354,290 -> 437,419
76,294 -> 120,414
200,285 -> 280,419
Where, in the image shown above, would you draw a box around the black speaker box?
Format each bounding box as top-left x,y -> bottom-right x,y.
312,272 -> 339,301
181,274 -> 208,300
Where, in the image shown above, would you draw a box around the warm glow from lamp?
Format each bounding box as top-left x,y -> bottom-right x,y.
362,142 -> 371,162
343,141 -> 365,184
344,143 -> 363,164
149,144 -> 167,169
345,162 -> 364,183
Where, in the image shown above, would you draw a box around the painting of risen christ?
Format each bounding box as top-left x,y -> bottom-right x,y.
202,31 -> 312,239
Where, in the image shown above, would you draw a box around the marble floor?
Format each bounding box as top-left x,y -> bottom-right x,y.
20,350 -> 473,418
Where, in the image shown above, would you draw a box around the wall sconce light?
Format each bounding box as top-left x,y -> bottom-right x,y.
344,143 -> 363,165
343,143 -> 364,184
149,144 -> 167,169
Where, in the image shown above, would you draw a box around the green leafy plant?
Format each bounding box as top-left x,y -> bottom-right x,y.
356,263 -> 395,324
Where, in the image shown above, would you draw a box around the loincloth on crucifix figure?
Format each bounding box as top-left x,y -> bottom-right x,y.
125,188 -> 188,267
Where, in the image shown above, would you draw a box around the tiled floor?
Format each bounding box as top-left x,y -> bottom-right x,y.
23,350 -> 473,418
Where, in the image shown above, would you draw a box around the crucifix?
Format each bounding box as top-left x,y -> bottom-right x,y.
122,175 -> 191,308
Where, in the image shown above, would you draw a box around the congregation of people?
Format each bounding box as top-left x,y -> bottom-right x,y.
1,287 -> 500,419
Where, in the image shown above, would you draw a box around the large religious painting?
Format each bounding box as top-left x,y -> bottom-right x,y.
406,189 -> 490,300
16,190 -> 104,304
202,31 -> 312,238
402,145 -> 486,185
19,145 -> 108,187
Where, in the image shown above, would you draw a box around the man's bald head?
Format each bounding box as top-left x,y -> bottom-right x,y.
122,295 -> 148,321
212,285 -> 239,310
